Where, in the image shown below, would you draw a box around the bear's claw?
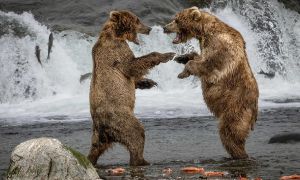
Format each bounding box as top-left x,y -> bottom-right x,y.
178,71 -> 190,79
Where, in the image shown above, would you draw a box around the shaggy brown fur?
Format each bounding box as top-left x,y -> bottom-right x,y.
164,7 -> 259,159
88,10 -> 175,166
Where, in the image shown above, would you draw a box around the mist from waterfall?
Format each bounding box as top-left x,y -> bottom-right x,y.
0,0 -> 300,123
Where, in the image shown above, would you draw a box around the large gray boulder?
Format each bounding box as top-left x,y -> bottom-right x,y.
6,137 -> 100,180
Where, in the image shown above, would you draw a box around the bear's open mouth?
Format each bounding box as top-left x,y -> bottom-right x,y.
173,32 -> 183,44
134,38 -> 139,45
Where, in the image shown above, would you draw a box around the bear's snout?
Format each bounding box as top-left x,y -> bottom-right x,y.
163,26 -> 171,33
137,25 -> 152,35
163,21 -> 178,34
145,26 -> 152,35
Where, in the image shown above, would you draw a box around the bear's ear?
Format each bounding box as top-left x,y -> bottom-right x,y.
190,9 -> 201,21
190,6 -> 199,11
110,11 -> 121,22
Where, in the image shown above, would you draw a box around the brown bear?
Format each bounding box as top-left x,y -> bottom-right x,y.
88,10 -> 175,166
163,7 -> 259,159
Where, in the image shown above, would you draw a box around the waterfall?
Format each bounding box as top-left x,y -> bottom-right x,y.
0,0 -> 300,122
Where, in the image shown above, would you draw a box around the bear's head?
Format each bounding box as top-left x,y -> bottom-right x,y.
163,7 -> 204,44
108,10 -> 151,45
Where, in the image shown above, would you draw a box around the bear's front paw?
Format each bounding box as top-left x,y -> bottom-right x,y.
178,70 -> 191,79
161,52 -> 176,63
135,78 -> 157,89
174,52 -> 198,64
174,55 -> 191,64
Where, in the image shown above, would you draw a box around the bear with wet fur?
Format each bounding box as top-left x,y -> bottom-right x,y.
164,7 -> 259,159
88,10 -> 175,166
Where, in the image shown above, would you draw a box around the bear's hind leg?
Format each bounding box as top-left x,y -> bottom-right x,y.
219,113 -> 252,159
116,116 -> 149,166
87,123 -> 112,165
88,142 -> 112,165
87,127 -> 101,165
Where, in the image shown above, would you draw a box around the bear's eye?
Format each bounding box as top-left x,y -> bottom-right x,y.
175,19 -> 179,24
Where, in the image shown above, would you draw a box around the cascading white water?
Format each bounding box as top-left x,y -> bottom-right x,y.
0,11 -> 87,102
0,0 -> 300,123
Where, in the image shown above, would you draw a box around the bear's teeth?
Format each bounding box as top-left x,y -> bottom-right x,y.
133,38 -> 140,45
173,33 -> 180,43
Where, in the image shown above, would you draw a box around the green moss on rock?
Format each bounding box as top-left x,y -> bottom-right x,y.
6,165 -> 21,178
64,146 -> 92,169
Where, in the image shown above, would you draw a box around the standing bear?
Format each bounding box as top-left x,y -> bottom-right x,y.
164,7 -> 259,159
88,10 -> 175,166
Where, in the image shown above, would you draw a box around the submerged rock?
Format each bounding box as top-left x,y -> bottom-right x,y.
6,137 -> 100,180
269,133 -> 300,144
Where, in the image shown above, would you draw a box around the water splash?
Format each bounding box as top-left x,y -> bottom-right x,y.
211,0 -> 300,78
0,11 -> 86,103
0,1 -> 300,123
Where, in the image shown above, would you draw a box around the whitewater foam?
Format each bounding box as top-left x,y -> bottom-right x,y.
0,3 -> 300,124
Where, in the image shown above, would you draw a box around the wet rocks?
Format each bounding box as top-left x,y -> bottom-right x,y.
6,137 -> 100,180
269,133 -> 300,144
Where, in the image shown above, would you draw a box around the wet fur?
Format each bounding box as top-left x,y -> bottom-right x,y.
166,7 -> 259,159
88,10 -> 174,166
